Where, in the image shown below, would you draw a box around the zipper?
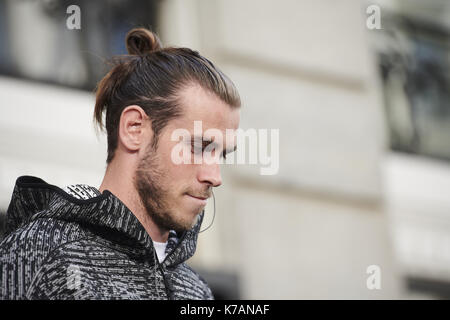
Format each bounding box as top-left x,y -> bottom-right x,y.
158,231 -> 188,300
157,262 -> 170,299
150,231 -> 187,300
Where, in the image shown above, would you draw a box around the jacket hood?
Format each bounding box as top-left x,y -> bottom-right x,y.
4,175 -> 205,268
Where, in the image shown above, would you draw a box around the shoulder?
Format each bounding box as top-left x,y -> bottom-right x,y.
24,239 -> 101,300
0,215 -> 85,254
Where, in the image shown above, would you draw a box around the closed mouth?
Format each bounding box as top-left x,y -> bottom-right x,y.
187,194 -> 209,201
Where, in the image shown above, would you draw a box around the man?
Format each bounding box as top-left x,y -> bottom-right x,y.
0,28 -> 240,299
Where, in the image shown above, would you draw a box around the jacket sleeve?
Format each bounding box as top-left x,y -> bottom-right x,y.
24,252 -> 89,300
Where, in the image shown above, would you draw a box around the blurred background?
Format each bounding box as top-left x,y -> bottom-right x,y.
0,0 -> 449,299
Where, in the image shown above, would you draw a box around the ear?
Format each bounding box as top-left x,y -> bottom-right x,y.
118,105 -> 152,154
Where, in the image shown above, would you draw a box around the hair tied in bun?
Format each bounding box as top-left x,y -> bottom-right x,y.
125,28 -> 162,55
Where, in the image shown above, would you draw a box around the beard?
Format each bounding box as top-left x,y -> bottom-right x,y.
133,144 -> 199,234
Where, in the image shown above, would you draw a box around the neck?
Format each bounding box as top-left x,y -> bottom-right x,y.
99,158 -> 169,243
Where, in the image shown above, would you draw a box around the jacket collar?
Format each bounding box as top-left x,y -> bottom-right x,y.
6,176 -> 204,268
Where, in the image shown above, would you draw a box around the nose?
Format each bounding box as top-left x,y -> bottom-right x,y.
198,162 -> 222,187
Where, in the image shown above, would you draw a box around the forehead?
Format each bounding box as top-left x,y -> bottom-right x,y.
172,83 -> 240,133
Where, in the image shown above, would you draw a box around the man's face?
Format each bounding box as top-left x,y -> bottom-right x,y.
134,84 -> 240,233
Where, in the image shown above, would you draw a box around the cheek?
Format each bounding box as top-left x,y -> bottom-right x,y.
169,163 -> 197,186
159,152 -> 195,193
157,135 -> 198,192
159,140 -> 193,175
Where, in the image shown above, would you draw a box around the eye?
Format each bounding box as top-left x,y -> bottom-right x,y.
191,141 -> 203,154
221,147 -> 236,160
191,140 -> 211,155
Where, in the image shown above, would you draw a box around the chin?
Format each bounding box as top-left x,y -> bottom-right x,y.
169,207 -> 200,232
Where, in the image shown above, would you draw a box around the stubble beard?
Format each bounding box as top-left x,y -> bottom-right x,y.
133,145 -> 196,234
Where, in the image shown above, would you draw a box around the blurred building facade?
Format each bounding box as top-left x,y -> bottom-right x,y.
0,0 -> 449,299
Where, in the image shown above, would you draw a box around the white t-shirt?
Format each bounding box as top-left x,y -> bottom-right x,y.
153,241 -> 168,263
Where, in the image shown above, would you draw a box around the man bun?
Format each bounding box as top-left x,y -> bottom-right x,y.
125,28 -> 162,55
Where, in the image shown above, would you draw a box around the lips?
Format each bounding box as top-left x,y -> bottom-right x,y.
187,194 -> 209,201
186,193 -> 209,205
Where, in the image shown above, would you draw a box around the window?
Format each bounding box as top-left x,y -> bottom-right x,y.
374,12 -> 450,161
0,0 -> 159,91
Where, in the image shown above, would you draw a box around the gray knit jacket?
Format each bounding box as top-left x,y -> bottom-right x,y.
0,176 -> 214,300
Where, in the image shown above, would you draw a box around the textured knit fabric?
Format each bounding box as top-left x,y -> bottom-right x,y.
0,176 -> 213,300
63,184 -> 169,263
62,184 -> 102,200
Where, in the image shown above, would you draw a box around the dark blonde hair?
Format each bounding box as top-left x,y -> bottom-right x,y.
94,28 -> 241,163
